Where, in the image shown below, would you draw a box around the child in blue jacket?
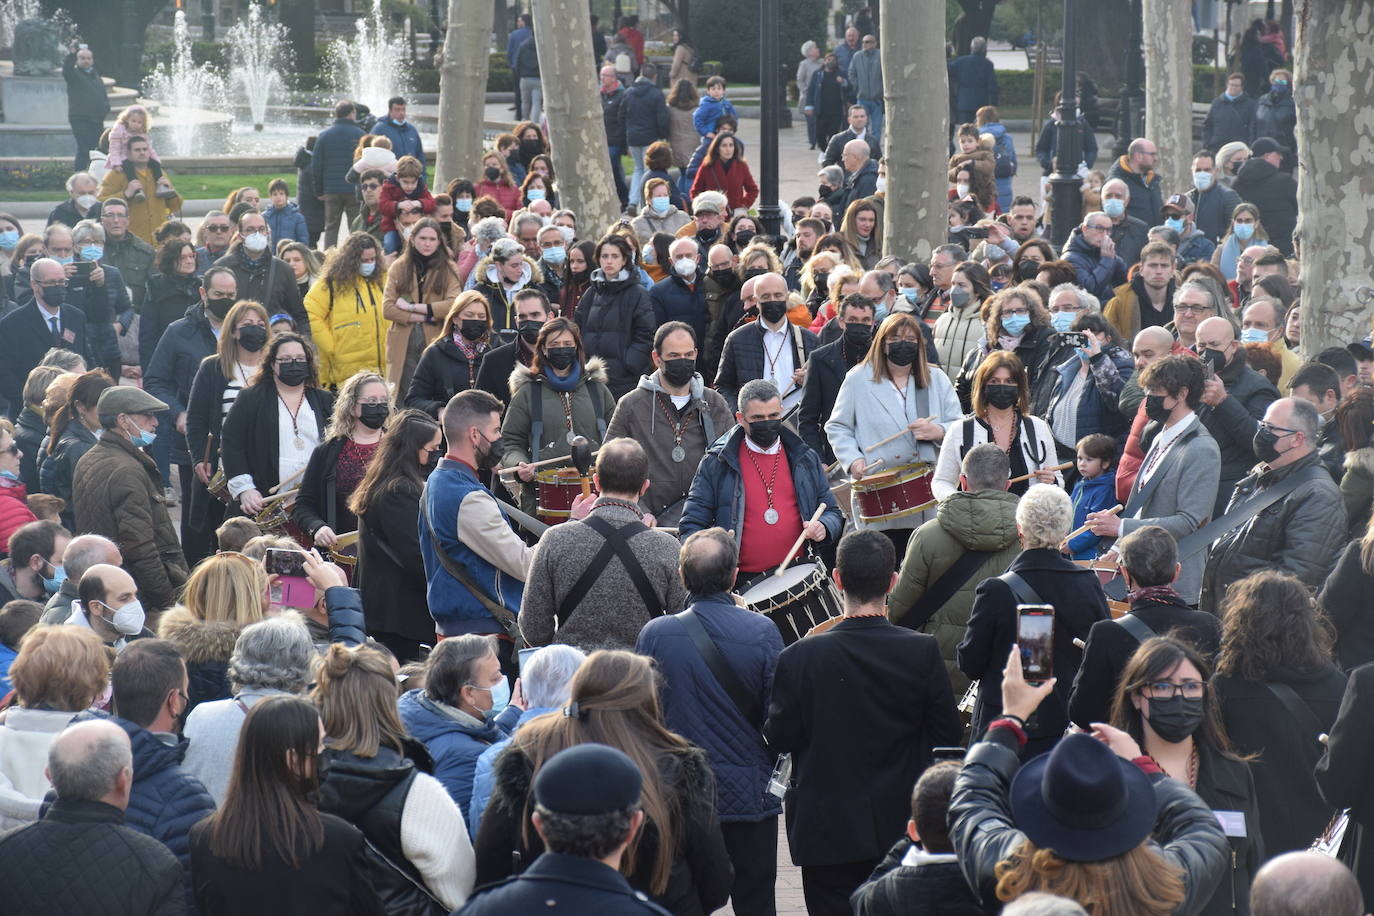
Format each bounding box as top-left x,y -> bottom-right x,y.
693,76 -> 739,138
1067,433 -> 1119,559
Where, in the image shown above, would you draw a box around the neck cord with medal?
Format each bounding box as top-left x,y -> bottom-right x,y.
743,445 -> 782,525
655,392 -> 695,464
763,322 -> 789,386
557,390 -> 577,445
278,386 -> 306,450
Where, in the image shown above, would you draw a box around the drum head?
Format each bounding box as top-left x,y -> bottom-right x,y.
742,562 -> 821,603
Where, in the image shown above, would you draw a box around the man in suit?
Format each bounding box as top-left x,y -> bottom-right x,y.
715,272 -> 819,412
1084,353 -> 1221,605
0,258 -> 89,418
800,293 -> 875,464
764,529 -> 961,916
821,104 -> 881,168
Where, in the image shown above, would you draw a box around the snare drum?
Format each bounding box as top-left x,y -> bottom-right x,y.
206,468 -> 233,506
535,468 -> 597,525
740,562 -> 843,645
850,461 -> 935,525
253,498 -> 293,538
330,530 -> 360,570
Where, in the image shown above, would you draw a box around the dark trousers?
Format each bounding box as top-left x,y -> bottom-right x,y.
609,146 -> 629,209
801,859 -> 879,916
70,117 -> 103,171
180,463 -> 219,567
373,630 -> 430,664
720,816 -> 778,916
321,192 -> 360,249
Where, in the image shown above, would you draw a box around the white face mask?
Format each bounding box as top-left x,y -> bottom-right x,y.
76,194 -> 98,210
243,232 -> 269,253
673,257 -> 697,277
95,598 -> 145,635
956,183 -> 970,198
875,176 -> 887,193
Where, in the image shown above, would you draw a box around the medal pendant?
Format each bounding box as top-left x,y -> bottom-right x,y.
293,436 -> 305,450
672,445 -> 686,463
566,430 -> 576,445
764,507 -> 779,525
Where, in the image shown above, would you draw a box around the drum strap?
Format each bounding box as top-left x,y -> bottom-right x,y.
1116,613 -> 1157,645
419,484 -> 521,639
998,570 -> 1045,606
556,516 -> 663,623
677,608 -> 764,728
896,548 -> 996,631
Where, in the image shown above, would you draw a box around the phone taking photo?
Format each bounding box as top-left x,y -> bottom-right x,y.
265,548 -> 313,608
1016,604 -> 1055,685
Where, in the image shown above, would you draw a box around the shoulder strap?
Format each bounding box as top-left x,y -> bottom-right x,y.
1265,681 -> 1326,746
960,416 -> 975,460
677,607 -> 763,727
556,516 -> 661,624
1176,468 -> 1308,561
419,483 -> 520,630
1116,613 -> 1158,645
999,570 -> 1046,606
897,548 -> 996,631
530,378 -> 545,464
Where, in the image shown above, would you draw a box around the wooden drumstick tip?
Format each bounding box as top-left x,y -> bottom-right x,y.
1006,460 -> 1075,486
771,504 -> 828,578
1072,637 -> 1086,650
1061,504 -> 1124,545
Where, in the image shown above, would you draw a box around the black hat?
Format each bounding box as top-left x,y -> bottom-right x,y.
1250,136 -> 1286,158
1009,732 -> 1158,862
534,743 -> 643,815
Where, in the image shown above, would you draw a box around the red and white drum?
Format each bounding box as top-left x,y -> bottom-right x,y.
535,468 -> 596,525
850,461 -> 935,525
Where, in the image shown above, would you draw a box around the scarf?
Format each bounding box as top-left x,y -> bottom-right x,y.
452,333 -> 488,362
1127,583 -> 1184,606
542,361 -> 583,392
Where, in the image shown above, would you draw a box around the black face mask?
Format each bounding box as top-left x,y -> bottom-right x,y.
985,383 -> 1019,411
743,267 -> 767,280
886,340 -> 919,367
746,418 -> 782,449
205,295 -> 234,320
520,139 -> 542,156
1253,426 -> 1289,463
545,346 -> 577,371
40,286 -> 67,309
1144,394 -> 1172,424
842,322 -> 873,351
236,324 -> 268,353
484,166 -> 501,182
517,320 -> 543,344
735,230 -> 756,248
277,361 -> 309,387
459,319 -> 488,342
477,432 -> 505,470
818,184 -> 831,199
358,403 -> 389,430
1016,259 -> 1041,281
760,299 -> 789,324
1145,695 -> 1205,743
812,270 -> 830,293
696,226 -> 721,245
710,268 -> 737,286
1200,347 -> 1227,374
661,357 -> 695,388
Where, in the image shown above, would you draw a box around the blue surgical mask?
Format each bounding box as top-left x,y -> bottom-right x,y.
0,230 -> 18,250
900,287 -> 920,304
1241,327 -> 1271,344
471,678 -> 511,720
54,255 -> 74,265
651,196 -> 670,214
1051,310 -> 1076,332
1224,90 -> 1239,101
130,427 -> 156,448
360,261 -> 377,277
543,245 -> 566,265
455,198 -> 473,212
1102,198 -> 1125,219
1164,217 -> 1185,235
526,188 -> 546,201
42,561 -> 66,594
1001,313 -> 1031,336
80,245 -> 103,262
1193,171 -> 1214,191
0,469 -> 19,482
1233,222 -> 1255,241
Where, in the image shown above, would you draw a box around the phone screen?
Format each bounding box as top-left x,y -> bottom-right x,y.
265,548 -> 308,578
1017,604 -> 1055,684
518,646 -> 538,672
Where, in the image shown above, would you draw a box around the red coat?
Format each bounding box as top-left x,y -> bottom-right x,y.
377,175 -> 436,234
0,480 -> 35,555
473,181 -> 523,219
690,159 -> 759,214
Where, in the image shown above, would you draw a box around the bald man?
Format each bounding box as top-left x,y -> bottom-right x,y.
1252,853 -> 1366,916
0,719 -> 183,913
42,533 -> 121,623
68,563 -> 148,648
1099,177 -> 1151,268
715,272 -> 819,412
1194,315 -> 1279,514
836,138 -> 879,217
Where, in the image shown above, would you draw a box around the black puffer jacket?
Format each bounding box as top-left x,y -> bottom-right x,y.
14,406 -> 45,493
948,726 -> 1229,915
41,418 -> 100,526
574,269 -> 657,400
1201,451 -> 1348,615
404,337 -> 489,417
141,274 -> 203,371
849,837 -> 982,916
1232,157 -> 1298,256
144,304 -> 217,466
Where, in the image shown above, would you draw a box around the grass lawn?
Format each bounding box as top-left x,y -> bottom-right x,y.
0,173 -> 300,205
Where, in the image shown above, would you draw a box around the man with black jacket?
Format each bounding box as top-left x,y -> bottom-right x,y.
765,530 -> 960,916
1233,137 -> 1298,256
213,210 -> 310,334
312,101 -> 366,248
620,64 -> 670,210
599,66 -> 630,209
61,44 -> 110,172
800,293 -> 875,464
473,290 -> 549,408
1194,315 -> 1279,516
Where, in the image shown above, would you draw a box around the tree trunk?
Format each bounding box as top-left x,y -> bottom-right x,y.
434,0 -> 493,188
531,0 -> 619,234
1294,0 -> 1374,357
880,0 -> 947,263
1142,0 -> 1192,195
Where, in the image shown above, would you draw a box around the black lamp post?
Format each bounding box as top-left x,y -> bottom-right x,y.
1115,0 -> 1144,158
1048,0 -> 1081,249
757,0 -> 783,236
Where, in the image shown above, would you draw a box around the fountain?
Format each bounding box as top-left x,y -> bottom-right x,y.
142,9 -> 228,154
226,4 -> 286,131
0,0 -> 42,51
327,0 -> 410,116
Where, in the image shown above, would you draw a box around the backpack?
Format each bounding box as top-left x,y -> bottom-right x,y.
689,48 -> 704,73
992,130 -> 1017,179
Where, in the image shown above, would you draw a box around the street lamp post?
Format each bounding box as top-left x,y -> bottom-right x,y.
757,0 -> 783,236
1115,0 -> 1145,158
1048,0 -> 1081,248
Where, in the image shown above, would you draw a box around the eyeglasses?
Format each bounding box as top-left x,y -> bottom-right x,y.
275,357 -> 307,366
1258,421 -> 1298,436
1174,303 -> 1214,315
1001,307 -> 1029,316
1142,680 -> 1206,699
205,224 -> 231,232
361,182 -> 381,191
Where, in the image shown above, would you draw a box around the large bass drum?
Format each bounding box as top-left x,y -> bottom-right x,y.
740,562 -> 843,645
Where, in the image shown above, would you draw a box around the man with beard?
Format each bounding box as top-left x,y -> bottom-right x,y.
475,289 -> 551,408
801,294 -> 876,465
783,217 -> 824,291
700,243 -> 740,381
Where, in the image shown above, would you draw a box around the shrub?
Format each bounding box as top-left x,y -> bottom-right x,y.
688,0 -> 827,83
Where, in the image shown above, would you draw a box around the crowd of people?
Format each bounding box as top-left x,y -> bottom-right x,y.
0,11 -> 1370,916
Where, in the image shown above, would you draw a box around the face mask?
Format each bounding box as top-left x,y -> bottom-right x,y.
843,322 -> 873,350
545,346 -> 577,370
746,418 -> 782,449
1193,171 -> 1214,191
358,403 -> 389,430
886,340 -> 919,367
517,320 -> 542,344
955,183 -> 970,198
900,287 -> 920,304
277,361 -> 309,387
477,431 -> 505,470
1051,310 -> 1076,333
1233,222 -> 1255,241
455,198 -> 473,213
735,230 -> 756,248
96,598 -> 146,636
1271,80 -> 1289,92
460,318 -> 488,341
641,247 -> 655,266
484,166 -> 501,182
1001,312 -> 1030,336
875,176 -> 887,193
710,268 -> 735,286
542,246 -> 566,265
650,196 -> 671,215
41,561 -> 66,595
1240,327 -> 1272,344
1145,695 -> 1205,743
1200,347 -> 1227,373
205,296 -> 234,320
123,417 -> 156,448
986,383 -> 1019,410
54,255 -> 74,266
527,188 -> 546,201
0,230 -> 18,250
1253,425 -> 1292,463
520,139 -> 543,155
662,357 -> 695,388
75,194 -> 99,210
360,261 -> 377,277
673,257 -> 697,278
1102,198 -> 1125,219
948,285 -> 972,309
818,185 -> 831,199
40,286 -> 67,308
471,678 -> 512,720
1164,217 -> 1185,235
986,245 -> 1005,262
1224,90 -> 1239,100
760,299 -> 789,324
1144,394 -> 1173,424
237,324 -> 268,352
243,232 -> 269,253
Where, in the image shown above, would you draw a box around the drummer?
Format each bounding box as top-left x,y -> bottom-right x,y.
825,312 -> 963,558
680,378 -> 843,583
499,317 -> 616,516
931,350 -> 1061,501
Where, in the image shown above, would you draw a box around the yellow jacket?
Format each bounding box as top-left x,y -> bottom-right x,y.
304,271 -> 391,387
98,165 -> 183,245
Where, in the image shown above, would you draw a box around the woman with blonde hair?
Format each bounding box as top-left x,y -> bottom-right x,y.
838,198 -> 883,270
160,551 -> 271,710
278,240 -> 323,301
474,650 -> 732,915
291,370 -> 389,551
806,261 -> 859,333
404,290 -> 493,419
314,642 -> 476,911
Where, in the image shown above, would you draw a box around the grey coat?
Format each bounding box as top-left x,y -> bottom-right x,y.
848,48 -> 883,102
1117,416 -> 1220,604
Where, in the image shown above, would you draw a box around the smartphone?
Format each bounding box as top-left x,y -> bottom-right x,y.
932,746 -> 966,763
70,261 -> 94,284
517,646 -> 538,672
265,548 -> 308,577
1016,604 -> 1055,685
265,548 -> 314,608
1059,331 -> 1089,349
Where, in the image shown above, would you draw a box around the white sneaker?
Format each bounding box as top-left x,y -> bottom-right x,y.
164,486 -> 177,505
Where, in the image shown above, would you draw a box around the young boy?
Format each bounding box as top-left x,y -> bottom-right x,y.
694,76 -> 739,139
1067,432 -> 1118,559
849,762 -> 982,914
215,516 -> 264,554
263,178 -> 310,245
378,155 -> 435,238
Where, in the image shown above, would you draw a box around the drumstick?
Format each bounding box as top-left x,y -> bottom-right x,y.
1006,461 -> 1074,485
268,465 -> 307,495
496,448 -> 600,479
772,504 -> 828,578
863,427 -> 915,452
827,457 -> 885,494
1061,504 -> 1123,544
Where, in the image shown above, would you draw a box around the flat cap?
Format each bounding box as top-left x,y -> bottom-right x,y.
691,190 -> 728,215
534,743 -> 643,815
96,386 -> 168,415
1250,136 -> 1286,157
